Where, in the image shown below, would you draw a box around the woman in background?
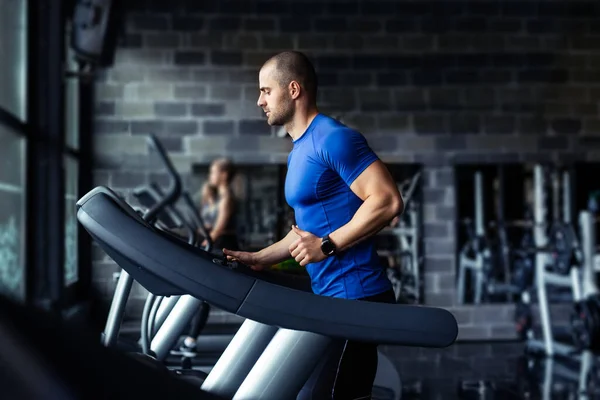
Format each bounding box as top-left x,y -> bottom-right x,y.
198,158 -> 240,253
178,157 -> 240,356
198,181 -> 218,243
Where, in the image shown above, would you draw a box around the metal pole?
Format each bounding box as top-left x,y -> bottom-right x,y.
202,319 -> 278,398
233,329 -> 331,400
533,165 -> 548,246
551,169 -> 560,223
580,211 -> 598,297
151,295 -> 203,361
101,272 -> 133,348
474,171 -> 485,303
474,171 -> 485,237
562,170 -> 571,224
533,165 -> 553,355
152,295 -> 180,335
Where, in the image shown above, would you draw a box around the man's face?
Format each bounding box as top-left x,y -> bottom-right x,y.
257,64 -> 294,126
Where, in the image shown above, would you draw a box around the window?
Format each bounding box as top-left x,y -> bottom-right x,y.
0,126 -> 27,301
64,21 -> 81,287
0,0 -> 27,301
64,156 -> 79,286
65,23 -> 79,151
0,0 -> 27,121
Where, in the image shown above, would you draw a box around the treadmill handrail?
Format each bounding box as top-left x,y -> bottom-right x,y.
144,135 -> 181,222
77,186 -> 459,348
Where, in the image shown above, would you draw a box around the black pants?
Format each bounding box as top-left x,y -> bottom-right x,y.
188,234 -> 240,339
297,288 -> 397,400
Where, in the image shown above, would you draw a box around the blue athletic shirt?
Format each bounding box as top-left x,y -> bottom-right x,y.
284,113 -> 393,299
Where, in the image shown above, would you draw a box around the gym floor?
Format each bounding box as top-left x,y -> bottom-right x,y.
382,341 -> 574,399
122,320 -> 538,399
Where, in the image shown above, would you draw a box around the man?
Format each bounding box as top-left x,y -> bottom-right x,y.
223,51 -> 403,399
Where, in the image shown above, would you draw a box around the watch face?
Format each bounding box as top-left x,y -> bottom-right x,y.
322,240 -> 335,255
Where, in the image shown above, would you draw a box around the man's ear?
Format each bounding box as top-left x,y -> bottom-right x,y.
289,81 -> 301,100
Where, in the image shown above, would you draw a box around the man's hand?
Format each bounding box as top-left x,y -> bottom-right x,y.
222,249 -> 269,271
288,225 -> 327,267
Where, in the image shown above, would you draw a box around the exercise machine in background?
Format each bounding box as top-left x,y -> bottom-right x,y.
376,171 -> 423,304
460,210 -> 600,400
510,166 -> 600,399
456,165 -> 531,305
456,170 -> 493,305
519,210 -> 599,400
522,165 -> 582,357
456,164 -> 581,307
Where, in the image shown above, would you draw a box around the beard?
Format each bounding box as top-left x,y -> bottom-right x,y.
267,97 -> 295,126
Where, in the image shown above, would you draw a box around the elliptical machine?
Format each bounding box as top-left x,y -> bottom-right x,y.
522,165 -> 583,358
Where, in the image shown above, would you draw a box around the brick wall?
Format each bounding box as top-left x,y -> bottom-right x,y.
91,0 -> 600,340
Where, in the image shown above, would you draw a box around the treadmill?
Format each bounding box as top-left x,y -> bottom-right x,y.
76,186 -> 459,399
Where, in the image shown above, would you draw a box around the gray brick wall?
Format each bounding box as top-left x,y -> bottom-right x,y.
92,0 -> 599,339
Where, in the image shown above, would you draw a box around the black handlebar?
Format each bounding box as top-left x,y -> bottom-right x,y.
132,187 -> 180,229
137,135 -> 213,253
143,135 -> 182,222
180,191 -> 213,252
149,183 -> 199,247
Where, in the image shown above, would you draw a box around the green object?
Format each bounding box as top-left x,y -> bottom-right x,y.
272,259 -> 303,272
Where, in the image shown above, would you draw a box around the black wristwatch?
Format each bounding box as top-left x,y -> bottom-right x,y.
320,235 -> 337,256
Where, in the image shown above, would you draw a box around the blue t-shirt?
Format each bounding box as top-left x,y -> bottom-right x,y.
285,114 -> 392,299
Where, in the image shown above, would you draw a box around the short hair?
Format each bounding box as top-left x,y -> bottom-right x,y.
263,51 -> 318,103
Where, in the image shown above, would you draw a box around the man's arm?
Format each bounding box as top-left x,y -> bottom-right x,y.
223,224 -> 300,270
253,228 -> 299,266
328,160 -> 403,252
